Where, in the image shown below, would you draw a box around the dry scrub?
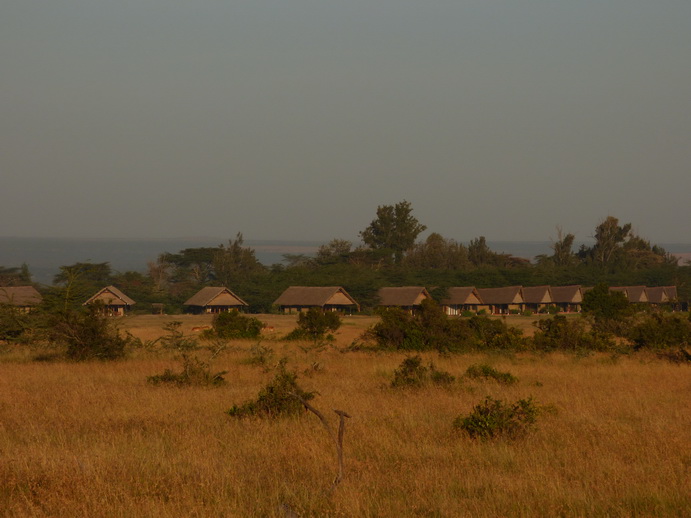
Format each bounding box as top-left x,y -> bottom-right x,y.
0,315 -> 689,516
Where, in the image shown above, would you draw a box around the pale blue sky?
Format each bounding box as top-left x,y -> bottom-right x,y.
2,1 -> 690,244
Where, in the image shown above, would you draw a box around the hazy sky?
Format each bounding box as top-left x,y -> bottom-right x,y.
3,1 -> 690,244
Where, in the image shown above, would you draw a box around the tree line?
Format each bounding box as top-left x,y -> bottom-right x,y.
1,201 -> 688,312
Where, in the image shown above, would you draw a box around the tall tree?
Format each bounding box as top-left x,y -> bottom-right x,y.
552,227 -> 576,266
213,233 -> 265,287
360,200 -> 427,263
316,239 -> 353,265
0,264 -> 32,287
591,216 -> 632,267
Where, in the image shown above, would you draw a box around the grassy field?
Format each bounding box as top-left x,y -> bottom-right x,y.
1,315 -> 689,517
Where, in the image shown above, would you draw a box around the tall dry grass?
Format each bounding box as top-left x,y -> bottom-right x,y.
1,316 -> 689,517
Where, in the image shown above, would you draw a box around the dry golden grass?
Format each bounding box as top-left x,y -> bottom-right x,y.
1,315 -> 689,517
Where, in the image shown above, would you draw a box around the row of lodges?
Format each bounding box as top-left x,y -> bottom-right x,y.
439,285 -> 679,315
1,284 -> 680,316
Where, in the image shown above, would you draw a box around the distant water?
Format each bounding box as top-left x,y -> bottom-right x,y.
1,237 -> 690,285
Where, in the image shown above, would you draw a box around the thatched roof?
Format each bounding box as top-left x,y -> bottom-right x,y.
645,287 -> 668,304
377,287 -> 431,307
550,285 -> 583,304
476,286 -> 523,305
84,286 -> 135,307
611,286 -> 648,303
441,287 -> 481,306
0,286 -> 42,306
664,286 -> 678,300
273,286 -> 358,308
184,286 -> 247,307
521,286 -> 552,304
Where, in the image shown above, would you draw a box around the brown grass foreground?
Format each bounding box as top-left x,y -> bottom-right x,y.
1,315 -> 689,517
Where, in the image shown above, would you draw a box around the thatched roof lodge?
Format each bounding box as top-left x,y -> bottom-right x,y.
611,286 -> 648,303
0,286 -> 43,312
550,285 -> 583,313
440,287 -> 481,315
645,286 -> 678,305
84,286 -> 135,316
476,286 -> 524,315
184,287 -> 248,314
521,286 -> 552,313
377,287 -> 431,314
273,286 -> 359,314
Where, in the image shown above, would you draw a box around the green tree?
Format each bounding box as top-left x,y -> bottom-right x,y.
287,308 -> 342,340
360,200 -> 427,263
161,247 -> 217,286
551,227 -> 577,267
212,233 -> 265,286
316,239 -> 353,265
53,262 -> 112,286
591,216 -> 632,267
467,237 -> 511,267
49,262 -> 113,314
581,283 -> 631,334
0,264 -> 32,286
51,303 -> 128,361
403,233 -> 470,270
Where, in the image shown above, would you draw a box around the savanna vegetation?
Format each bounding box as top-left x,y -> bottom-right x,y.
1,201 -> 690,515
0,313 -> 689,517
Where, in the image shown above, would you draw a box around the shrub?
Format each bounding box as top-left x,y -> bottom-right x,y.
531,315 -> 615,352
628,313 -> 691,350
206,310 -> 263,340
286,308 -> 341,340
365,300 -> 476,352
464,364 -> 518,385
581,283 -> 632,335
453,396 -> 540,440
51,305 -> 128,361
391,355 -> 455,388
227,360 -> 315,418
241,342 -> 275,369
159,321 -> 198,350
147,354 -> 227,387
656,347 -> 691,364
0,304 -> 33,343
365,303 -> 531,353
467,316 -> 527,350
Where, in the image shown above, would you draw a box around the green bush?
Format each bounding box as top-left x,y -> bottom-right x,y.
286,308 -> 341,340
628,313 -> 691,350
147,354 -> 227,386
453,396 -> 540,440
241,342 -> 275,369
159,321 -> 198,350
391,355 -> 455,388
467,316 -> 528,350
206,310 -> 263,340
51,305 -> 128,361
0,304 -> 33,343
365,300 -> 476,352
464,364 -> 518,385
581,283 -> 632,335
227,360 -> 315,418
531,315 -> 615,352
